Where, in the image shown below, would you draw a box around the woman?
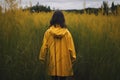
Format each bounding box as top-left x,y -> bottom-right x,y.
39,10 -> 76,80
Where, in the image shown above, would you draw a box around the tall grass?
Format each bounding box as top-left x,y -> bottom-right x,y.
0,10 -> 120,80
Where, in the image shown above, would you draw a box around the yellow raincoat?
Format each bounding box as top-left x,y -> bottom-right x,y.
39,25 -> 76,76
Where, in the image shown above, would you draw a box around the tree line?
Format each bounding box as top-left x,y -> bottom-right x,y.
23,2 -> 51,12
66,1 -> 119,16
0,1 -> 119,15
24,1 -> 119,16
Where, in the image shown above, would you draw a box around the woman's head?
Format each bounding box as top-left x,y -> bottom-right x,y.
50,10 -> 66,28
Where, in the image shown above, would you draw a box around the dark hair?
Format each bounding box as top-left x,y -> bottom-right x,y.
50,10 -> 66,28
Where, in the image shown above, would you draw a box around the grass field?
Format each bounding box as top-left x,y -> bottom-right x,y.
0,10 -> 120,80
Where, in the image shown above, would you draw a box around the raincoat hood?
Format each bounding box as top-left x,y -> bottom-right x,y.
49,26 -> 67,39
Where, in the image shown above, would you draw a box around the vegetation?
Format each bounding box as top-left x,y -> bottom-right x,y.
0,8 -> 120,80
24,2 -> 51,13
0,0 -> 120,79
22,1 -> 120,16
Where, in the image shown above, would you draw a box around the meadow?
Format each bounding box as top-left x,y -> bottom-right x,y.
0,10 -> 120,80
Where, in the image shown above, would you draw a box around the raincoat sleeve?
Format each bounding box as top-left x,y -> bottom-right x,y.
39,30 -> 49,61
68,32 -> 76,63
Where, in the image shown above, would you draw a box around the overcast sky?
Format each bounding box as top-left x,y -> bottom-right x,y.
0,0 -> 120,10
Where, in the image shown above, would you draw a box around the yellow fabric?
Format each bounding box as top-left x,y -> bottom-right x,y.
39,25 -> 76,76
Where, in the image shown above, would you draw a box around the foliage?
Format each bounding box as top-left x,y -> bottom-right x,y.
0,9 -> 120,80
24,2 -> 51,13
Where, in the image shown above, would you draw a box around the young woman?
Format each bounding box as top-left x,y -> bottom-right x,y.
39,10 -> 76,80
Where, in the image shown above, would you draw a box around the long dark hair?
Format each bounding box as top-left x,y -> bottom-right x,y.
49,10 -> 66,28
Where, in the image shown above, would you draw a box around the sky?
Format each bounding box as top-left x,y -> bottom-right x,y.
0,0 -> 120,10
